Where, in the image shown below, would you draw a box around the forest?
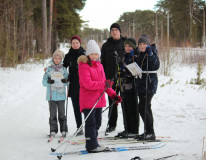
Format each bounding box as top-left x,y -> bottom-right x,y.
0,0 -> 205,67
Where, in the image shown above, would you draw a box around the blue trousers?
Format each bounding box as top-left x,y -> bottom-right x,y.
83,108 -> 102,151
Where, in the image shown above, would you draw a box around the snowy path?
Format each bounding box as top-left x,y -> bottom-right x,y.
0,61 -> 206,160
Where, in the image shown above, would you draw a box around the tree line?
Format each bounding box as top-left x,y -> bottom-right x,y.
0,0 -> 205,67
0,0 -> 85,67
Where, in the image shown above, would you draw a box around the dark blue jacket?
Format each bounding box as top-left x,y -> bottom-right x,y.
135,44 -> 160,95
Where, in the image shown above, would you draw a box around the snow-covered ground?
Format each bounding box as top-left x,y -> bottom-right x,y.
0,46 -> 206,160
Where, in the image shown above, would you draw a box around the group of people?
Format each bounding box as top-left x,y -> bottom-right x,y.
42,22 -> 160,153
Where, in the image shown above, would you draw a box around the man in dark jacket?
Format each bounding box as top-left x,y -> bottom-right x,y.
101,23 -> 126,132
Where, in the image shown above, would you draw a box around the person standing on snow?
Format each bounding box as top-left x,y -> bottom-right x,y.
42,50 -> 68,138
101,23 -> 126,133
78,40 -> 122,152
116,38 -> 139,138
63,35 -> 85,136
134,35 -> 160,140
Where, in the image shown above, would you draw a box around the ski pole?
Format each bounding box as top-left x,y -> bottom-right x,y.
143,55 -> 149,140
51,86 -> 109,160
102,99 -> 116,113
64,81 -> 69,137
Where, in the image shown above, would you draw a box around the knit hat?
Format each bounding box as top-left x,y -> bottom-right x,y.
138,35 -> 150,45
124,38 -> 136,50
53,49 -> 64,59
110,23 -> 121,33
70,35 -> 81,44
85,40 -> 101,57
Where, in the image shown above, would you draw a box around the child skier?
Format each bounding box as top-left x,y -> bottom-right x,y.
77,40 -> 122,152
135,35 -> 160,140
116,38 -> 139,138
42,50 -> 68,138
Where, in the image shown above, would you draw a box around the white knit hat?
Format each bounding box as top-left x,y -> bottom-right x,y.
85,40 -> 101,57
52,49 -> 64,59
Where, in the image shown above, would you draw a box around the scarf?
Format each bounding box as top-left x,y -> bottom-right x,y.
51,64 -> 63,72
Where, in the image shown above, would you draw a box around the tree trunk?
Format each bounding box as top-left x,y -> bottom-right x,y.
42,0 -> 47,57
18,0 -> 25,63
47,0 -> 53,56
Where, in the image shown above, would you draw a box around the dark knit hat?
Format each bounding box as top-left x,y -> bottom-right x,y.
138,35 -> 150,45
110,23 -> 121,33
70,35 -> 81,44
124,38 -> 136,50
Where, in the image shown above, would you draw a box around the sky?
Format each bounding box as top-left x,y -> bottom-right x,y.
79,0 -> 158,30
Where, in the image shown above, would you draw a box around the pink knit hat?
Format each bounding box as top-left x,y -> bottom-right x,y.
70,35 -> 81,44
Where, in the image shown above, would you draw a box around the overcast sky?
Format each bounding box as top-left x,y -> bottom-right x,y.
79,0 -> 158,30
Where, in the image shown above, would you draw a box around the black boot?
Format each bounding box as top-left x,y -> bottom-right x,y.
138,133 -> 156,140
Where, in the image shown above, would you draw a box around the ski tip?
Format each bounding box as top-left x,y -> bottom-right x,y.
51,148 -> 56,152
57,155 -> 62,160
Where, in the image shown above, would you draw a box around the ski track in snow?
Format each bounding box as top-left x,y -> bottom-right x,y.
0,50 -> 206,160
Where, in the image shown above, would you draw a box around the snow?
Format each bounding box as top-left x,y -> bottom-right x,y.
0,46 -> 206,160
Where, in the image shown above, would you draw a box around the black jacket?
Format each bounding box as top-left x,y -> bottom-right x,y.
101,36 -> 126,81
135,44 -> 160,95
63,46 -> 85,98
121,49 -> 139,93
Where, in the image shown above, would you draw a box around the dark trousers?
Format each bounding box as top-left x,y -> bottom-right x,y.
108,96 -> 118,128
83,108 -> 102,151
123,92 -> 139,134
138,94 -> 154,134
71,97 -> 82,128
49,100 -> 66,133
107,87 -> 120,128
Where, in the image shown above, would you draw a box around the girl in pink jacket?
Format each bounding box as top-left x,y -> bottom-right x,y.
77,40 -> 121,152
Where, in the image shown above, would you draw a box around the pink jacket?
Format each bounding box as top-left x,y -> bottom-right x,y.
78,55 -> 116,112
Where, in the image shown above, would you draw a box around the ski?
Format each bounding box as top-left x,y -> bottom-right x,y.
131,154 -> 179,160
50,142 -> 167,156
155,154 -> 179,160
63,136 -> 179,145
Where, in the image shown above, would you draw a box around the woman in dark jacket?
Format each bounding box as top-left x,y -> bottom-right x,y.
63,35 -> 85,136
135,35 -> 160,140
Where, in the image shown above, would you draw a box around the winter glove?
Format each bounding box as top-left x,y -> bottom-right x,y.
111,94 -> 122,105
105,79 -> 114,88
130,50 -> 135,57
47,78 -> 54,84
61,78 -> 67,83
145,45 -> 153,56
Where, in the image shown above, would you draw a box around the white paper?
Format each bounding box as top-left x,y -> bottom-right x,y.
51,72 -> 64,87
126,62 -> 142,76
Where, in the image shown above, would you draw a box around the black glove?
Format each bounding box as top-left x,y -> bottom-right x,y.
47,78 -> 54,84
61,78 -> 67,83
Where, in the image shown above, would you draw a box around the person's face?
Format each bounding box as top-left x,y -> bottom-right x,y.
71,39 -> 81,49
125,44 -> 133,53
110,28 -> 120,40
89,53 -> 99,61
138,42 -> 148,52
53,56 -> 61,65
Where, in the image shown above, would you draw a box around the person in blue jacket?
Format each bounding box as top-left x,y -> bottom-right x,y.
42,50 -> 68,137
135,35 -> 160,140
